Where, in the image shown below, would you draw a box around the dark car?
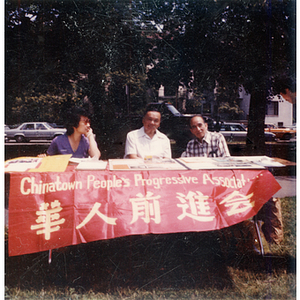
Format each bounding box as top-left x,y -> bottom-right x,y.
5,122 -> 66,143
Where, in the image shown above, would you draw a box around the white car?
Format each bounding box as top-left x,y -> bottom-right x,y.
4,125 -> 10,142
5,122 -> 66,143
217,122 -> 276,142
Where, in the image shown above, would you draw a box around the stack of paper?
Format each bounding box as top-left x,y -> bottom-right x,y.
176,157 -> 219,169
5,154 -> 72,172
232,156 -> 285,168
109,158 -> 187,171
76,160 -> 108,170
176,157 -> 266,170
5,157 -> 43,172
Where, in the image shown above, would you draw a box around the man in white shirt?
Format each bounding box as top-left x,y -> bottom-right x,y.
124,108 -> 171,159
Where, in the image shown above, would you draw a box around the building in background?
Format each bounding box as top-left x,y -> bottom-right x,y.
156,84 -> 295,127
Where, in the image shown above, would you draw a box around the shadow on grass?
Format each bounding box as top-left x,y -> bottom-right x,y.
5,230 -> 295,293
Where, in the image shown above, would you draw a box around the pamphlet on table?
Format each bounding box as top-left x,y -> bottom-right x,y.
4,155 -> 285,173
109,158 -> 187,170
5,157 -> 43,172
231,156 -> 285,167
175,156 -> 281,170
5,154 -> 72,172
75,159 -> 108,170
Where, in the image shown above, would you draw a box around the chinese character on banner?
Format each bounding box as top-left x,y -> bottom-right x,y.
219,191 -> 254,216
30,200 -> 65,240
129,191 -> 161,224
76,202 -> 117,229
177,191 -> 214,222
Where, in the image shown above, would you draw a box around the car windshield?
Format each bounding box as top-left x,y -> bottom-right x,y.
265,124 -> 276,129
233,124 -> 246,131
44,123 -> 53,129
221,124 -> 246,131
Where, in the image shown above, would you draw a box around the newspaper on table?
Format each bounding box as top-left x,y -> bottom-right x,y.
5,155 -> 72,172
109,158 -> 187,171
75,159 -> 108,170
175,156 -> 284,170
5,157 -> 43,172
233,156 -> 285,167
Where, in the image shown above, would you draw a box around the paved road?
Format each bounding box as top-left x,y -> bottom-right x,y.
5,140 -> 51,145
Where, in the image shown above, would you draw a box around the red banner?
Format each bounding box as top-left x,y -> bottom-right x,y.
8,169 -> 281,256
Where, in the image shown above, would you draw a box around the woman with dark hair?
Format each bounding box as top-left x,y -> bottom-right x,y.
44,107 -> 101,159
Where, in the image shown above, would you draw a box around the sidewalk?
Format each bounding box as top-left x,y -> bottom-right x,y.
273,176 -> 296,198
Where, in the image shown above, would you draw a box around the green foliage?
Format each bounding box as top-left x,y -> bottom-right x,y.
133,0 -> 295,149
5,0 -> 149,126
218,101 -> 244,120
5,0 -> 295,151
10,91 -> 83,124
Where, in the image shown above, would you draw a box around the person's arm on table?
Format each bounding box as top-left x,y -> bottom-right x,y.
124,132 -> 140,159
162,138 -> 172,158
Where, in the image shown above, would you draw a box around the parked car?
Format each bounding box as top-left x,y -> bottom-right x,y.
48,123 -> 65,128
5,122 -> 66,143
264,123 -> 296,140
4,125 -> 10,142
217,122 -> 276,142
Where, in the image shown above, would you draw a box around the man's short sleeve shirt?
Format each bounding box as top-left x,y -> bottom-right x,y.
125,127 -> 171,159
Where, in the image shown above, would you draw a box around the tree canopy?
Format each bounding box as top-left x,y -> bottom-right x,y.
5,0 -> 295,156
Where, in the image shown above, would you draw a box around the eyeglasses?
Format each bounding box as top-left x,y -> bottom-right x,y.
80,117 -> 90,124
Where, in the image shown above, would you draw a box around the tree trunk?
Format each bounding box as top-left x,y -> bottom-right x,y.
246,89 -> 267,155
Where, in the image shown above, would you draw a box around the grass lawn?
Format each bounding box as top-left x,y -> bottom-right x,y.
5,196 -> 296,300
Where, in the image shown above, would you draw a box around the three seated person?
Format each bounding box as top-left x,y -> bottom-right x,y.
44,105 -> 230,160
40,105 -> 282,246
